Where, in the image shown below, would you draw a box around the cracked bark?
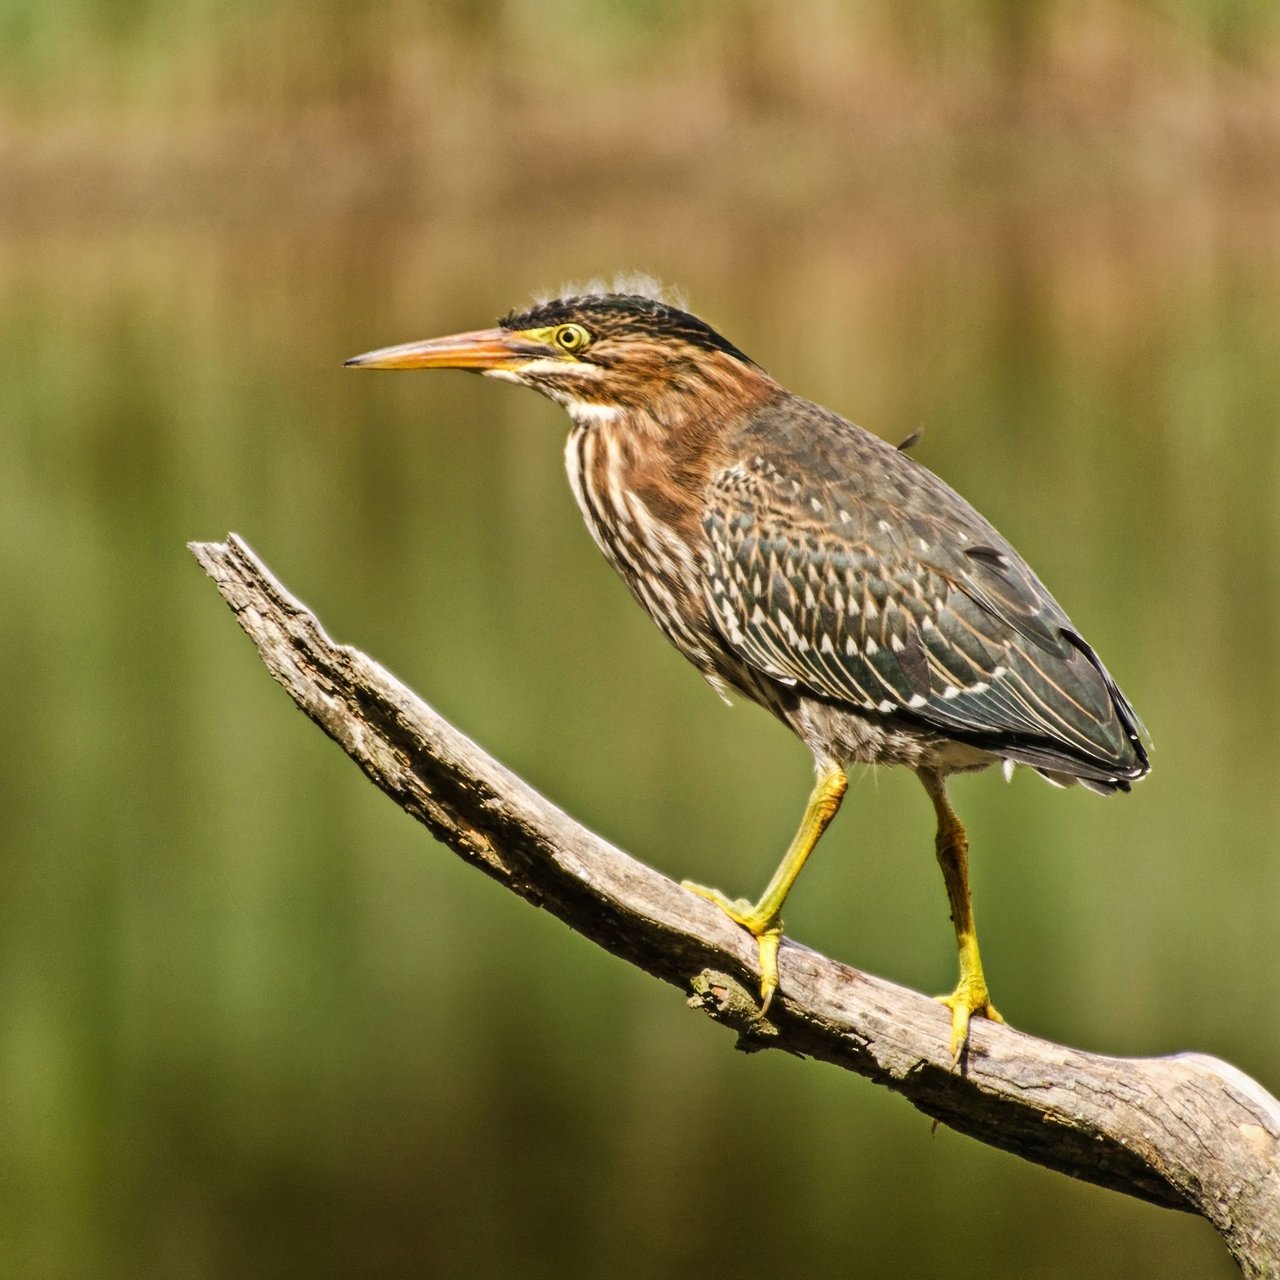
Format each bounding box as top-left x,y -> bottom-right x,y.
191,533 -> 1280,1277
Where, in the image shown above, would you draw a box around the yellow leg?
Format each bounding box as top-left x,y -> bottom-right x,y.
685,762 -> 847,1013
918,768 -> 1004,1058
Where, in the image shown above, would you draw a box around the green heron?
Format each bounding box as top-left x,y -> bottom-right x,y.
347,286 -> 1148,1055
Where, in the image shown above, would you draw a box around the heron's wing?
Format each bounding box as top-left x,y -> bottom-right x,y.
700,443 -> 1144,784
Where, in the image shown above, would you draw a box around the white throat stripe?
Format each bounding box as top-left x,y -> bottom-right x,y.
567,401 -> 622,425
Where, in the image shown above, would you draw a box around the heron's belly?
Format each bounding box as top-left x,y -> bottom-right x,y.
771,680 -> 997,775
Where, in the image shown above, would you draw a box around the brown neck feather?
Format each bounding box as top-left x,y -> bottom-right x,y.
605,352 -> 779,537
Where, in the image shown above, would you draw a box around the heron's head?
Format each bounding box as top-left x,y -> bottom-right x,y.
346,289 -> 769,424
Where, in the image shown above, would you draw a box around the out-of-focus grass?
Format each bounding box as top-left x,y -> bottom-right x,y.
3,0 -> 1280,224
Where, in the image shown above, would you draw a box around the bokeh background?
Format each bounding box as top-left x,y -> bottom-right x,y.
4,3 -> 1280,1276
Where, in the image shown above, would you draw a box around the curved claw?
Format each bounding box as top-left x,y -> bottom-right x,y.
755,926 -> 782,1013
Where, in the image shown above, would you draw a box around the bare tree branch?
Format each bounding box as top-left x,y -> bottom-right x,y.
190,533 -> 1280,1277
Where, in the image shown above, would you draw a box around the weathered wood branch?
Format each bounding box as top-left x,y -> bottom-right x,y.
191,533 -> 1280,1277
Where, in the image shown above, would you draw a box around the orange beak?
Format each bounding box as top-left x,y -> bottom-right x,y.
344,327 -> 552,372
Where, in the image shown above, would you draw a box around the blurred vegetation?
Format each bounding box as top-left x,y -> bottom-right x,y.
2,3 -> 1278,1278
4,0 -> 1280,223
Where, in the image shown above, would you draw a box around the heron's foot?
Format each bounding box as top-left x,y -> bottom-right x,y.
682,881 -> 783,1012
936,978 -> 1003,1061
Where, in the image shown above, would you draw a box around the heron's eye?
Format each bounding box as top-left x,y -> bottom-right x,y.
553,323 -> 591,353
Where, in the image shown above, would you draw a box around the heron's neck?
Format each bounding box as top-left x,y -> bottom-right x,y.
564,355 -> 779,441
563,360 -> 780,545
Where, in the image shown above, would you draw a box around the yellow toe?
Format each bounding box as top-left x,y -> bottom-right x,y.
682,881 -> 781,1010
937,982 -> 1003,1060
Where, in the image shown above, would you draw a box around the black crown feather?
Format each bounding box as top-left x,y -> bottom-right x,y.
500,293 -> 758,367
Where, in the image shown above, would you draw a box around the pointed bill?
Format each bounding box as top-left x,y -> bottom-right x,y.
344,328 -> 552,371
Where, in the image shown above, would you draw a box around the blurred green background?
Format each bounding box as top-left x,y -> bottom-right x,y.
3,2 -> 1279,1276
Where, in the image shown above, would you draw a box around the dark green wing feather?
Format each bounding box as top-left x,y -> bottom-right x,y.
701,398 -> 1147,788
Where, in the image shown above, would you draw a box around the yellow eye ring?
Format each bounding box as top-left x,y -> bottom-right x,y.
553,323 -> 591,353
